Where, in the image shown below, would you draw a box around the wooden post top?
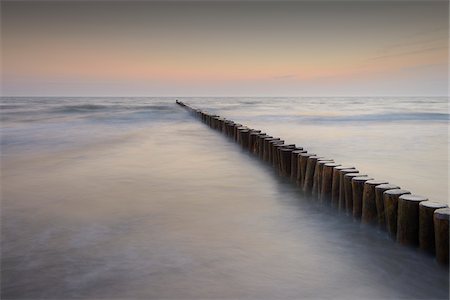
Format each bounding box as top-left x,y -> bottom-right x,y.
324,162 -> 340,167
399,194 -> 428,203
420,201 -> 448,209
434,208 -> 450,220
299,152 -> 316,157
344,172 -> 365,178
375,184 -> 400,190
352,176 -> 373,182
384,189 -> 410,196
334,165 -> 355,170
365,179 -> 389,186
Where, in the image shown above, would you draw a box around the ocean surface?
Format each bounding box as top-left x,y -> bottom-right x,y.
1,97 -> 448,299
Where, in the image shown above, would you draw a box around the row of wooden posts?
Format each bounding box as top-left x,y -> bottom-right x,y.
176,100 -> 449,265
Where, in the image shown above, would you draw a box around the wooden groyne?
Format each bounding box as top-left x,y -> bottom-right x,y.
175,100 -> 449,265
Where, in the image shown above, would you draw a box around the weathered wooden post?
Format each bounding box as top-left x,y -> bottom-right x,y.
434,208 -> 450,265
280,147 -> 294,177
263,137 -> 278,161
233,124 -> 242,142
270,140 -> 285,166
303,156 -> 322,194
343,173 -> 366,214
298,153 -> 316,188
397,194 -> 428,246
240,129 -> 250,149
331,166 -> 354,208
290,149 -> 305,181
352,176 -> 374,219
419,201 -> 448,254
361,180 -> 389,225
338,169 -> 358,212
374,184 -> 400,230
236,126 -> 248,144
312,159 -> 334,198
248,130 -> 261,153
267,139 -> 282,163
384,189 -> 411,239
273,144 -> 294,172
320,163 -> 341,204
258,135 -> 271,159
273,143 -> 284,170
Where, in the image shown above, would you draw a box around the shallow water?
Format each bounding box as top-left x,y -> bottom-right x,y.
1,97 -> 449,299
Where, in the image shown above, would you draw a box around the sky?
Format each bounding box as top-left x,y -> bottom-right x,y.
1,0 -> 448,96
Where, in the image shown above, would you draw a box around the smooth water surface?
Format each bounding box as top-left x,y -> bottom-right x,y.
1,97 -> 448,299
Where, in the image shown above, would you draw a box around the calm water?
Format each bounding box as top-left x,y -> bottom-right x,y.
1,97 -> 448,299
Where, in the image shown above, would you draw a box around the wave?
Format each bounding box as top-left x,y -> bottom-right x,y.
253,112 -> 449,123
52,104 -> 175,114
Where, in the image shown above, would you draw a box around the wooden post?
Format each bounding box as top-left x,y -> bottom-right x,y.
263,138 -> 278,162
374,184 -> 400,230
249,130 -> 261,152
434,208 -> 450,265
320,163 -> 341,204
303,156 -> 322,193
361,180 -> 388,225
280,148 -> 294,177
236,126 -> 248,144
419,201 -> 448,255
384,189 -> 411,239
233,124 -> 242,142
331,166 -> 354,208
312,159 -> 334,198
273,143 -> 288,171
239,130 -> 250,149
259,135 -> 272,159
352,176 -> 374,219
297,153 -> 316,188
343,173 -> 366,215
269,140 -> 284,164
290,150 -> 306,181
338,169 -> 358,212
397,194 -> 428,246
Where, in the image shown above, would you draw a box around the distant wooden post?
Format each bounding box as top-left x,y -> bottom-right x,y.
259,135 -> 272,159
419,201 -> 448,255
361,180 -> 388,225
268,140 -> 284,164
290,150 -> 306,181
249,130 -> 261,152
274,144 -> 294,173
343,173 -> 366,215
280,147 -> 294,177
320,163 -> 341,204
263,138 -> 279,162
331,166 -> 354,208
396,194 -> 428,246
297,153 -> 316,188
384,189 -> 411,239
312,159 -> 334,198
236,126 -> 248,144
351,176 -> 374,219
303,156 -> 322,194
374,184 -> 400,230
434,208 -> 450,265
338,169 -> 358,212
240,130 -> 250,149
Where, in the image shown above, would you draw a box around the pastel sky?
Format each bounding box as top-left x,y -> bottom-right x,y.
1,0 -> 448,96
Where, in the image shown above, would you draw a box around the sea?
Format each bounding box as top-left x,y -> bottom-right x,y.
1,96 -> 448,299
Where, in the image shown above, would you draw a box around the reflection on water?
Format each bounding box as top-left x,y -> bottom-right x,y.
1,97 -> 448,299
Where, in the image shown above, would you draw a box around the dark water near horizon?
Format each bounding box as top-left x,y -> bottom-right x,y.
1,97 -> 449,299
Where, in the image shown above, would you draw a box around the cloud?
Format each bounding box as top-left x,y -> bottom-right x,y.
367,46 -> 448,61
